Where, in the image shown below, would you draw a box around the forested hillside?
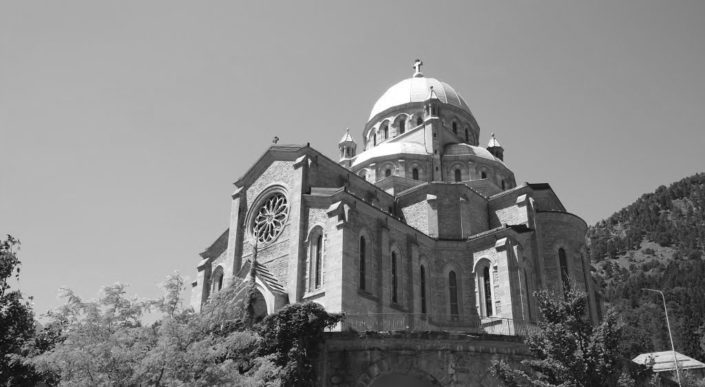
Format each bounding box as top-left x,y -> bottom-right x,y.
588,173 -> 705,362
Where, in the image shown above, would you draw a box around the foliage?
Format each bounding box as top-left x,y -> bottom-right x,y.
490,284 -> 649,386
0,235 -> 43,386
29,274 -> 338,386
589,173 -> 705,364
588,173 -> 705,263
256,302 -> 342,386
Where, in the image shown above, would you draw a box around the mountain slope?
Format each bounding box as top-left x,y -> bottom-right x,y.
587,173 -> 705,361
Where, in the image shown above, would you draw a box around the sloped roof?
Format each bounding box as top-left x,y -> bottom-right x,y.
633,351 -> 705,372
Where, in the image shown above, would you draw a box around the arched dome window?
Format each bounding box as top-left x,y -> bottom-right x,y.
481,171 -> 487,179
385,169 -> 392,177
452,121 -> 458,135
454,169 -> 461,182
412,168 -> 419,180
501,180 -> 506,190
465,129 -> 469,142
399,119 -> 405,134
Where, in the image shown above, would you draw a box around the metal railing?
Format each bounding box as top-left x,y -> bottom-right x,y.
340,313 -> 540,337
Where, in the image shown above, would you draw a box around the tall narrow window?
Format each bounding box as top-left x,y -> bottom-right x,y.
559,248 -> 569,291
212,266 -> 224,293
420,265 -> 427,314
399,120 -> 405,134
412,168 -> 419,180
359,237 -> 366,290
501,180 -> 506,190
385,169 -> 392,177
391,252 -> 398,303
465,129 -> 469,142
481,171 -> 487,179
373,134 -> 377,146
524,269 -> 532,320
314,235 -> 323,289
383,126 -> 389,139
454,169 -> 461,182
452,121 -> 458,134
483,266 -> 493,316
449,271 -> 459,319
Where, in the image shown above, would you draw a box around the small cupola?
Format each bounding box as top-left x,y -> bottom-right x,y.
338,129 -> 357,167
487,133 -> 504,161
424,85 -> 440,119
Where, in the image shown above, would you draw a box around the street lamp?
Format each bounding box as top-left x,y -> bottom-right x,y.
642,288 -> 681,387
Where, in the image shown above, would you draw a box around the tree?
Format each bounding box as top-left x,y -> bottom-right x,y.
490,283 -> 649,386
0,235 -> 42,385
30,274 -> 340,386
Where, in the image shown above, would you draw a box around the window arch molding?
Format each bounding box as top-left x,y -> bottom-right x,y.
304,225 -> 326,293
380,120 -> 390,141
394,114 -> 408,136
448,163 -> 464,182
379,162 -> 396,180
473,258 -> 496,318
211,265 -> 225,295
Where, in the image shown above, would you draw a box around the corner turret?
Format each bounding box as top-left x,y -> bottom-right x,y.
487,133 -> 504,161
338,129 -> 357,168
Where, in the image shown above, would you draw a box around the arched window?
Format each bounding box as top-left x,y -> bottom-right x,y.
417,116 -> 423,125
420,265 -> 427,314
454,169 -> 461,182
412,168 -> 419,180
452,121 -> 458,135
482,266 -> 493,317
399,119 -> 405,134
481,171 -> 487,179
559,248 -> 569,291
391,252 -> 398,303
314,235 -> 323,289
212,266 -> 224,294
449,271 -> 459,319
359,236 -> 366,290
385,169 -> 392,177
501,180 -> 506,190
373,134 -> 377,146
383,124 -> 389,140
465,129 -> 469,142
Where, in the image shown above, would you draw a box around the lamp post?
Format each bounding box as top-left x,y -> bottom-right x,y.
643,288 -> 681,387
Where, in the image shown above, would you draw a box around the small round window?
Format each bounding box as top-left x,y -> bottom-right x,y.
252,192 -> 289,243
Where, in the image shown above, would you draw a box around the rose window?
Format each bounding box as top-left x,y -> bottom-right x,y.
253,193 -> 289,243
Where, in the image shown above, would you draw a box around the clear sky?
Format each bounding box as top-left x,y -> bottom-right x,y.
2,1 -> 704,316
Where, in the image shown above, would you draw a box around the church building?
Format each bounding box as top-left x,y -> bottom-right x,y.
190,60 -> 599,333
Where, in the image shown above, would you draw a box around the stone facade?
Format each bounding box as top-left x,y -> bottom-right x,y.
190,61 -> 599,385
315,332 -> 529,387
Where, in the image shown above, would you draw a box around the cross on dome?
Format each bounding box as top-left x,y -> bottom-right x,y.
413,59 -> 424,78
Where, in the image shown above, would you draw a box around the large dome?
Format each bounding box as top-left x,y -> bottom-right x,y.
368,75 -> 471,121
